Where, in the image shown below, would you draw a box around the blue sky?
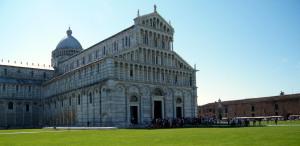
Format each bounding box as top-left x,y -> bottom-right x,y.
0,0 -> 299,105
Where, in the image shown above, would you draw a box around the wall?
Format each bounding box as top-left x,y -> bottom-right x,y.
199,94 -> 300,119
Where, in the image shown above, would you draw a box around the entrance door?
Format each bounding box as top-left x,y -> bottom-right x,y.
154,101 -> 162,119
176,107 -> 182,118
130,106 -> 138,124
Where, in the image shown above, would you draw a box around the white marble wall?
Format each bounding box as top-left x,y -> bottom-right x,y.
0,65 -> 51,128
0,100 -> 41,128
43,78 -> 196,127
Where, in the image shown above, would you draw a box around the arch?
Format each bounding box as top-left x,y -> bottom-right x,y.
100,85 -> 108,98
130,95 -> 138,102
141,86 -> 150,96
115,84 -> 125,93
89,92 -> 93,104
176,97 -> 183,104
153,88 -> 164,96
127,85 -> 140,96
77,94 -> 81,105
174,89 -> 183,97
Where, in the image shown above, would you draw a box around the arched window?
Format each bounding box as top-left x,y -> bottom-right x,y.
130,69 -> 133,77
43,72 -> 47,79
113,41 -> 118,51
69,98 -> 72,106
88,54 -> 92,62
26,104 -> 30,112
154,38 -> 158,47
89,93 -> 93,104
90,66 -> 93,76
97,63 -> 100,73
143,33 -> 146,44
103,46 -> 106,55
8,102 -> 13,110
145,31 -> 148,45
128,37 -> 131,47
76,60 -> 79,67
77,95 -> 81,105
82,57 -> 85,65
130,53 -> 134,61
4,68 -> 7,76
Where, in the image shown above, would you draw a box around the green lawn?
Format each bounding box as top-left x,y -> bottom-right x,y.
0,126 -> 299,146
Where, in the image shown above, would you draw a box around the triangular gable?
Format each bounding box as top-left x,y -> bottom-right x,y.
134,12 -> 174,34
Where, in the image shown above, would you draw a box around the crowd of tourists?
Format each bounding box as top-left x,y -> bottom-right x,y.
149,117 -> 202,128
143,116 -> 285,128
149,117 -> 227,128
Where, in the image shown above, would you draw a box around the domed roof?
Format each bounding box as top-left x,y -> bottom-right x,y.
55,27 -> 83,50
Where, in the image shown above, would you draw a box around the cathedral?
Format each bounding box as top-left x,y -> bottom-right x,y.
0,6 -> 197,128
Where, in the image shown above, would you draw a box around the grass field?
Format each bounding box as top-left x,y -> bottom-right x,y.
0,125 -> 299,146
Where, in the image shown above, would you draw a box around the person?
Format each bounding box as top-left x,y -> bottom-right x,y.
245,119 -> 250,127
275,118 -> 278,125
151,118 -> 155,128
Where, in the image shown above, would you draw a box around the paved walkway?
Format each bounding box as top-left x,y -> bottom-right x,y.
43,127 -> 118,130
0,130 -> 66,135
0,127 -> 117,135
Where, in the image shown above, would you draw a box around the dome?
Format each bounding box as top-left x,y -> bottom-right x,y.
55,27 -> 83,50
